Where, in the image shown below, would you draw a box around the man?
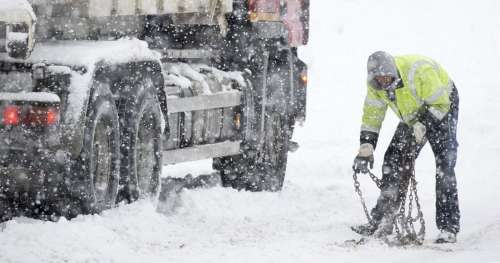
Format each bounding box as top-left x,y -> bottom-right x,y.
352,51 -> 460,243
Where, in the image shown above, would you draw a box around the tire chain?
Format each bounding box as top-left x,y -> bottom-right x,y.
352,158 -> 425,246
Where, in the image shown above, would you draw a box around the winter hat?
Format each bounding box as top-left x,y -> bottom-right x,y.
367,51 -> 400,90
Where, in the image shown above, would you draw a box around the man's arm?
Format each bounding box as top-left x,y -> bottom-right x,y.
360,87 -> 388,149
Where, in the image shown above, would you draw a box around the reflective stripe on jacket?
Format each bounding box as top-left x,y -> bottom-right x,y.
361,55 -> 452,134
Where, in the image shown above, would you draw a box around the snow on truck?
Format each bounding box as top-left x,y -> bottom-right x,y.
0,0 -> 309,220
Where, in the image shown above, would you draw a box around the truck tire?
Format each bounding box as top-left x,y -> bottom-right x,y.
254,54 -> 291,191
75,82 -> 121,215
0,197 -> 12,223
118,77 -> 162,202
254,111 -> 290,191
218,49 -> 291,192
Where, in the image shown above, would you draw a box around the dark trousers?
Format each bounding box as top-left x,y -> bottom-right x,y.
371,88 -> 460,234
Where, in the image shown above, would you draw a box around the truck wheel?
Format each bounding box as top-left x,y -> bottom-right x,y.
76,82 -> 120,215
253,56 -> 291,191
218,110 -> 290,192
257,111 -> 290,191
0,197 -> 12,223
218,50 -> 291,192
118,77 -> 162,202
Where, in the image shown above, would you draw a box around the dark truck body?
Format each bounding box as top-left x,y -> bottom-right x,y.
0,0 -> 309,219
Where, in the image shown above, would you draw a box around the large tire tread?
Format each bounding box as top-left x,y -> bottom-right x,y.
117,76 -> 162,203
216,48 -> 292,192
72,82 -> 121,216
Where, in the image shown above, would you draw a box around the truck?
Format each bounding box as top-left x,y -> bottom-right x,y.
0,0 -> 309,221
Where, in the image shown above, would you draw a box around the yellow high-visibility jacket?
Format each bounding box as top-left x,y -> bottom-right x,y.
361,55 -> 453,136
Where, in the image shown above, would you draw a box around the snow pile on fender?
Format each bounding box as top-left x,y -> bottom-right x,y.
0,0 -> 36,23
26,38 -> 160,67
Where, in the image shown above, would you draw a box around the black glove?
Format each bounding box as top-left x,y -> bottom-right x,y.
353,143 -> 374,173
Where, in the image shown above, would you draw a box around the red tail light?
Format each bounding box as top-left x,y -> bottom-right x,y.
2,105 -> 21,126
46,107 -> 59,125
1,105 -> 59,127
24,106 -> 60,126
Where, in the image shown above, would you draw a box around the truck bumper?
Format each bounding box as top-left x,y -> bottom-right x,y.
0,148 -> 70,216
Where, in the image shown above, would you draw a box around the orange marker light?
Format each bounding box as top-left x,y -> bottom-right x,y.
234,113 -> 242,130
249,11 -> 259,21
300,73 -> 308,86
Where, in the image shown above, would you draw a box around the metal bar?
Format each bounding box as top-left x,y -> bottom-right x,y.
163,140 -> 241,165
167,92 -> 242,113
257,51 -> 269,157
160,49 -> 220,60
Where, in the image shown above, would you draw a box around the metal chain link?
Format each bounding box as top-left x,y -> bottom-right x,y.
368,171 -> 382,188
411,170 -> 426,242
352,172 -> 376,226
352,154 -> 426,246
393,152 -> 426,245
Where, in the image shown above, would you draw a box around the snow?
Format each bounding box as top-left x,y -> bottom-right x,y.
63,69 -> 92,125
2,0 -> 500,262
194,64 -> 248,90
0,0 -> 34,14
6,32 -> 28,42
47,65 -> 72,75
0,0 -> 35,23
164,63 -> 201,90
164,63 -> 246,96
0,92 -> 60,103
167,63 -> 212,94
1,38 -> 161,68
0,72 -> 32,92
38,39 -> 160,66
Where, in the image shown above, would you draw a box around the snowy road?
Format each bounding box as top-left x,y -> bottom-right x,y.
1,0 -> 500,262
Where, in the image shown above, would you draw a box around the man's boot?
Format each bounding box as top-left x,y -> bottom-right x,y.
372,215 -> 394,238
435,230 -> 457,244
351,223 -> 378,236
351,221 -> 393,237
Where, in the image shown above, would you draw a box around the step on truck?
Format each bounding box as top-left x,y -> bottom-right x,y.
0,0 -> 309,221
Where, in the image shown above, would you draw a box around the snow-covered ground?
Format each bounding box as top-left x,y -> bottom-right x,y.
1,0 -> 500,262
